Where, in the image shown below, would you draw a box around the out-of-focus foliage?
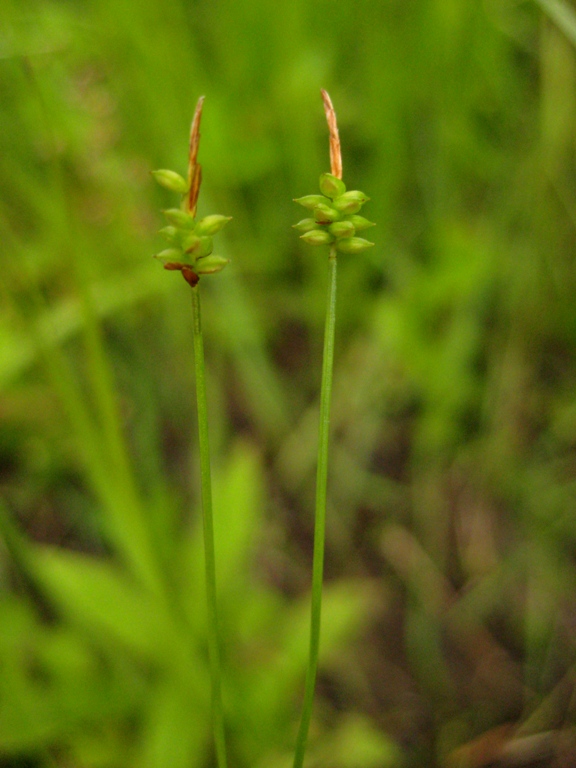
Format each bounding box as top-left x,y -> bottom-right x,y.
2,0 -> 576,766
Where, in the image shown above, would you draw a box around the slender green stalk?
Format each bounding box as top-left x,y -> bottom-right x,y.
152,96 -> 231,767
191,285 -> 228,768
293,247 -> 338,768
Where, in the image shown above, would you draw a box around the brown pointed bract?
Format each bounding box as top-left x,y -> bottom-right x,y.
321,89 -> 342,180
186,95 -> 205,217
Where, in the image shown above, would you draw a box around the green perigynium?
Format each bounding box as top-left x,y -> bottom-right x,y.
154,247 -> 184,265
319,171 -> 346,199
195,254 -> 231,274
347,214 -> 376,232
158,225 -> 180,244
332,236 -> 375,254
313,203 -> 340,224
293,172 -> 374,255
195,214 -> 232,236
162,208 -> 196,228
327,220 -> 355,239
300,229 -> 335,246
293,194 -> 328,210
293,218 -> 319,233
151,169 -> 189,194
332,189 -> 370,213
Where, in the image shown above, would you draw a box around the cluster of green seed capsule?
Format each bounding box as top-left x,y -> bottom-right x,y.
152,169 -> 231,280
294,173 -> 374,254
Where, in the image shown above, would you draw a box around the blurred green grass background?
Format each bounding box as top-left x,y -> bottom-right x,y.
2,0 -> 576,766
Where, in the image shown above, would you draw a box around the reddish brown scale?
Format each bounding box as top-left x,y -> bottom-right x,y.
182,267 -> 199,287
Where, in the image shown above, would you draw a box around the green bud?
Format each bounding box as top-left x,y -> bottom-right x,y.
163,208 -> 195,228
159,226 -> 180,244
154,247 -> 184,264
182,232 -> 201,253
293,218 -> 319,233
195,254 -> 230,275
328,220 -> 356,239
197,236 -> 214,257
335,237 -> 374,254
346,215 -> 375,231
182,233 -> 214,259
195,215 -> 232,236
300,229 -> 335,246
294,194 -> 329,210
319,173 -> 346,199
314,203 -> 341,224
333,190 -> 370,214
151,169 -> 189,194
183,233 -> 214,257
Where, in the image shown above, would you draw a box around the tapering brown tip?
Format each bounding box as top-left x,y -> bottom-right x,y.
187,96 -> 205,216
321,89 -> 342,180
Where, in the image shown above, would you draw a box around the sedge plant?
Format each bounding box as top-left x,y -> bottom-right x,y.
292,90 -> 374,768
152,96 -> 231,768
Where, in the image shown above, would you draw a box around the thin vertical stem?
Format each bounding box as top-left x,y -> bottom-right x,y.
191,285 -> 228,768
293,247 -> 337,768
293,89 -> 342,768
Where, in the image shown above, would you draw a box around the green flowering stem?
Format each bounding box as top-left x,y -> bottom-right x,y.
153,96 -> 229,768
191,284 -> 228,768
293,245 -> 337,768
292,90 -> 344,768
291,88 -> 373,768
